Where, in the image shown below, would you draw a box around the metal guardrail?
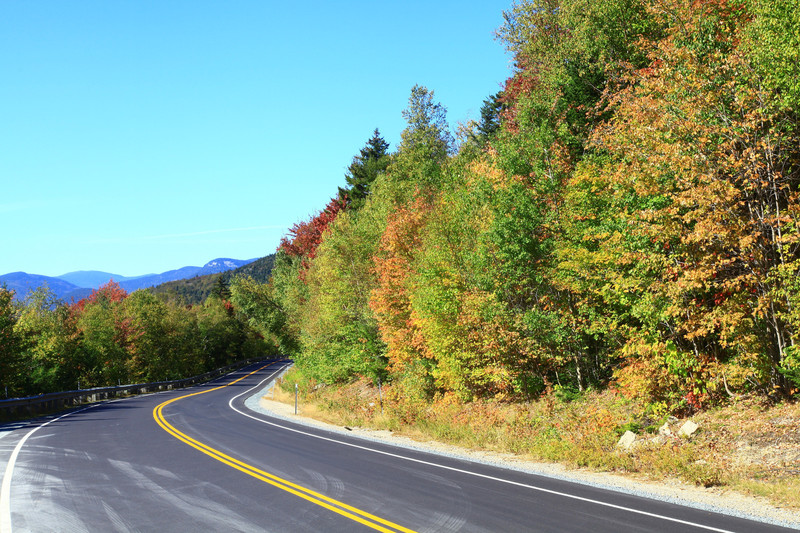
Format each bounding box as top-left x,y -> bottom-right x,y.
0,358 -> 270,421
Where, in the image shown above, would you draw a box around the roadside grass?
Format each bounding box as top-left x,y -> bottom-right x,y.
273,368 -> 800,510
736,477 -> 800,509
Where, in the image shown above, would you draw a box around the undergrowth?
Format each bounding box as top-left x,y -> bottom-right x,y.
275,368 -> 800,510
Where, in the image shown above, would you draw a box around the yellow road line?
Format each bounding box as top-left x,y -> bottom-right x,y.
153,363 -> 416,533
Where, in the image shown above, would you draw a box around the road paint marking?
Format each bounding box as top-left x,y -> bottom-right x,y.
0,363 -> 269,533
0,405 -> 97,533
229,368 -> 738,533
153,363 -> 416,533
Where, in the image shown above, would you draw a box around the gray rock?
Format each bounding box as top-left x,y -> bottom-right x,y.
678,420 -> 699,438
658,422 -> 672,437
617,430 -> 637,450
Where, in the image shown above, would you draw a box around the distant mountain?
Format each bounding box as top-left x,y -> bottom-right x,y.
150,255 -> 275,305
0,272 -> 82,301
118,258 -> 257,292
1,257 -> 259,302
204,258 -> 257,273
63,287 -> 94,302
223,255 -> 275,282
57,270 -> 146,289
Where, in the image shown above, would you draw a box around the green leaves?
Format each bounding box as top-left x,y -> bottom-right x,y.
393,85 -> 453,188
0,287 -> 24,395
260,0 -> 800,412
745,0 -> 800,110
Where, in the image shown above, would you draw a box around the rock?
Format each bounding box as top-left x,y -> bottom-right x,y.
617,430 -> 637,450
658,423 -> 672,437
678,420 -> 699,438
649,435 -> 668,446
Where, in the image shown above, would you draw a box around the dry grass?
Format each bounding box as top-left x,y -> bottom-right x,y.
273,368 -> 800,510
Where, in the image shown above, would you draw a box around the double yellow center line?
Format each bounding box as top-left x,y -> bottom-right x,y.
153,363 -> 416,533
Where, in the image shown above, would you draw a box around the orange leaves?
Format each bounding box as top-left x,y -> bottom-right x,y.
562,0 -> 800,402
370,195 -> 432,383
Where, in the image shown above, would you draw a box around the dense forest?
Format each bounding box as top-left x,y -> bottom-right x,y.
151,254 -> 276,305
0,278 -> 274,397
230,0 -> 800,415
2,0 -> 798,417
0,253 -> 278,397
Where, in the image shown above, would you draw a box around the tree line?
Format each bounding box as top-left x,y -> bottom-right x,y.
0,280 -> 272,397
151,255 -> 276,306
231,0 -> 800,414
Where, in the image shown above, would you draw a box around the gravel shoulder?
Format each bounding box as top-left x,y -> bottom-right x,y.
244,385 -> 800,530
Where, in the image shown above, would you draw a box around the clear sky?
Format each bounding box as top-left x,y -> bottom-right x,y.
1,1 -> 513,277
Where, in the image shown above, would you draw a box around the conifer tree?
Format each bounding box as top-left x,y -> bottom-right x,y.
338,129 -> 390,210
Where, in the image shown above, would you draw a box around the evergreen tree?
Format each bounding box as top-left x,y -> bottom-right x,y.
469,92 -> 504,148
212,275 -> 231,301
338,129 -> 391,210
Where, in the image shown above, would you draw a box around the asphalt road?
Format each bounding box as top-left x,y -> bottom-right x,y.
0,360 -> 795,532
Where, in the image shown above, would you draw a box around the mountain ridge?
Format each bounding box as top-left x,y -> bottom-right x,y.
0,257 -> 259,301
57,270 -> 150,289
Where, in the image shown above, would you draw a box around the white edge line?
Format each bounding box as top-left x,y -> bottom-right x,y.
0,363 -> 256,533
0,404 -> 99,533
227,365 -> 736,533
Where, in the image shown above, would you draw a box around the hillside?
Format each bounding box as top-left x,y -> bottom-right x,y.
0,272 -> 81,301
150,254 -> 275,305
252,0 -> 800,409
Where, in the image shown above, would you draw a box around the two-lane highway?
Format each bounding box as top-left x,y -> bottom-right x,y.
0,361 -> 795,532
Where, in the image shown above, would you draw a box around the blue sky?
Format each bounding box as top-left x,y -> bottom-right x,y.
1,1 -> 512,277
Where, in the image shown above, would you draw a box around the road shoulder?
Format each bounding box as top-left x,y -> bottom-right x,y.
249,392 -> 800,531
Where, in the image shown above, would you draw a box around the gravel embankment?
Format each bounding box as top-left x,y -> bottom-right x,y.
244,382 -> 800,530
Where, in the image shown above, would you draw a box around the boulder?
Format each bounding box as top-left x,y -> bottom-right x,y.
678,420 -> 699,438
617,430 -> 637,450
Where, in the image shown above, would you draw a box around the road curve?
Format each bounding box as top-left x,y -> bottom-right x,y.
0,361 -> 794,532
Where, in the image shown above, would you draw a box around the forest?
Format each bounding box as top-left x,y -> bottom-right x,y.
0,254 -> 275,397
232,0 -> 800,415
151,254 -> 276,306
0,280 -> 272,397
2,0 -> 799,418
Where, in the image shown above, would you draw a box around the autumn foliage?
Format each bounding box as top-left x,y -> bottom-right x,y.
279,197 -> 347,279
3,0 -> 796,414
215,0 -> 800,416
0,280 -> 272,397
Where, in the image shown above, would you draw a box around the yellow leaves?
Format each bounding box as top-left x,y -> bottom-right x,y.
468,157 -> 506,190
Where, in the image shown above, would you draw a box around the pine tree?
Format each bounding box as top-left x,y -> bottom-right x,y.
469,92 -> 504,148
338,129 -> 391,210
211,275 -> 231,301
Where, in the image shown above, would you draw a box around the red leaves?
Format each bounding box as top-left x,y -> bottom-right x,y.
279,197 -> 347,281
72,280 -> 128,312
280,197 -> 346,259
